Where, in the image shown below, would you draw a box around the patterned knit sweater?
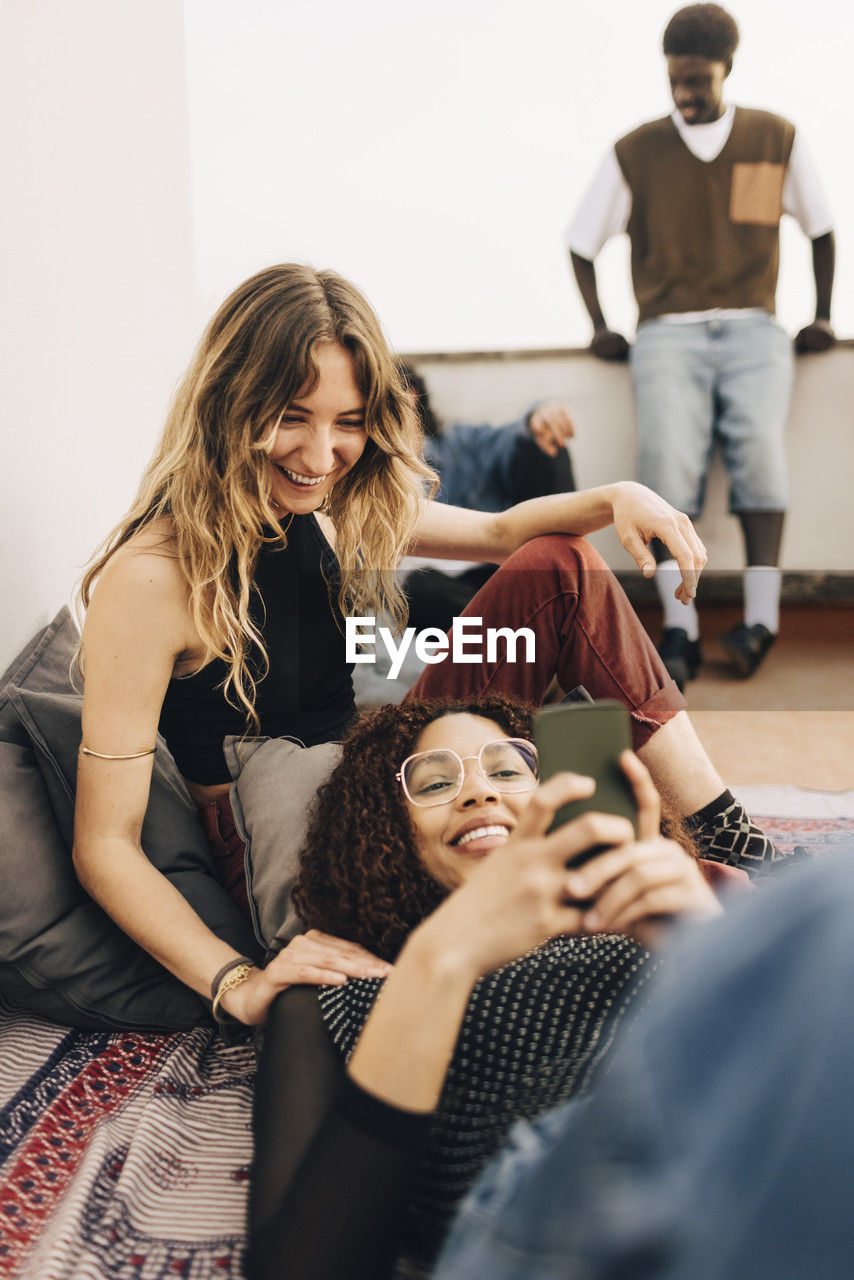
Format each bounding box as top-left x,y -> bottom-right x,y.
318,932 -> 655,1264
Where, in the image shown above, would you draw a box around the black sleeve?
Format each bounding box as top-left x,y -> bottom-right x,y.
247,985 -> 432,1280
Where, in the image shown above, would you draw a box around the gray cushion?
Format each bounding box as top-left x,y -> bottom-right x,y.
0,605 -> 82,691
0,607 -> 261,1031
225,735 -> 342,951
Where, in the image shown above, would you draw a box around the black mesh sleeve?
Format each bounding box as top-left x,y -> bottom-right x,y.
247,985 -> 432,1280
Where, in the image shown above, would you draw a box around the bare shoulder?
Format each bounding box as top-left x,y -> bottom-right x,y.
98,519 -> 185,593
84,520 -> 194,669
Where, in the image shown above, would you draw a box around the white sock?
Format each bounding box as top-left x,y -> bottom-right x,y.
655,560 -> 699,640
744,566 -> 781,634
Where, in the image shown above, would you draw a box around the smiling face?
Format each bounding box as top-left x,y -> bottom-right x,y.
405,713 -> 537,891
667,54 -> 729,125
267,340 -> 368,515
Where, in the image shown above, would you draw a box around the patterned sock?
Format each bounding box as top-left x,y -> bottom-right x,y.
686,789 -> 783,877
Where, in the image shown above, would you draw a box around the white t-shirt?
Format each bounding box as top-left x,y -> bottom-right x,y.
566,105 -> 833,263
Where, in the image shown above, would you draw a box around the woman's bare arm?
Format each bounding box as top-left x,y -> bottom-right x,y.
74,541 -> 391,1020
410,482 -> 706,604
73,542 -> 245,997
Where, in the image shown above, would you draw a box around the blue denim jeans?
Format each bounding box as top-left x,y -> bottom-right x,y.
436,852 -> 854,1280
630,314 -> 793,517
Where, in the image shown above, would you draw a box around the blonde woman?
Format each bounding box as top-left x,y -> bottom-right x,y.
72,263 -> 769,1030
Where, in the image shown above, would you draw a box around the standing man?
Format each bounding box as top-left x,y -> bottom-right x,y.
566,3 -> 835,689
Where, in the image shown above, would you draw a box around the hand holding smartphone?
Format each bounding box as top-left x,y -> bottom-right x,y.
534,700 -> 638,868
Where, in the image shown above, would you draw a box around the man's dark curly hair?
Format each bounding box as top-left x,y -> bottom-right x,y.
662,4 -> 739,62
397,360 -> 442,441
292,697 -> 535,961
292,696 -> 700,962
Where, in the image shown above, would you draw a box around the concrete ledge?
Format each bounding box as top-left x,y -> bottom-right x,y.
405,344 -> 854,581
615,571 -> 854,606
404,337 -> 854,362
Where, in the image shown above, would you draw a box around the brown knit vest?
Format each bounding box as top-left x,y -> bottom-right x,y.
615,107 -> 795,323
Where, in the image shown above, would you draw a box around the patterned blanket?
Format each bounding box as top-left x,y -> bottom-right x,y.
1,815 -> 852,1279
0,1017 -> 254,1278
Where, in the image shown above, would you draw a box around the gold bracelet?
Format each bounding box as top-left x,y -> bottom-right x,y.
81,746 -> 156,760
212,962 -> 256,1021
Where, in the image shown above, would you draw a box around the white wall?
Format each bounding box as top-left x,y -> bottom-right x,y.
184,0 -> 854,352
412,344 -> 854,573
0,0 -> 201,670
2,3 -> 850,675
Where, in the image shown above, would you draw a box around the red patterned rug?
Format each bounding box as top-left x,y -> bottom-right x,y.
753,815 -> 854,861
0,1017 -> 254,1278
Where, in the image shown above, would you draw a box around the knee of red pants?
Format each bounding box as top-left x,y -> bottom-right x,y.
509,537 -> 686,744
507,537 -> 686,745
496,533 -> 609,582
493,534 -> 624,627
404,534 -> 593,708
491,534 -> 646,655
404,533 -> 685,748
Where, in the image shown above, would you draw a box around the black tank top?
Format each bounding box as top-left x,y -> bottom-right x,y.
159,515 -> 356,785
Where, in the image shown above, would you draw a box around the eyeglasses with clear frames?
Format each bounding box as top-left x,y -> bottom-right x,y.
396,738 -> 539,808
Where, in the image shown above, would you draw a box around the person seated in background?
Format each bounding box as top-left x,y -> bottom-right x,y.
397,362 -> 577,633
247,696 -> 729,1280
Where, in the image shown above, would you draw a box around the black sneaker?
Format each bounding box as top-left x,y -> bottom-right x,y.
718,622 -> 776,678
657,627 -> 703,693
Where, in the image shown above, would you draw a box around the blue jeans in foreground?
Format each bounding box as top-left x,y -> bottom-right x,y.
630,314 -> 793,517
436,851 -> 854,1280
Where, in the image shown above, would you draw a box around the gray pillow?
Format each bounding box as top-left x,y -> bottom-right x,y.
0,607 -> 261,1031
225,735 -> 342,951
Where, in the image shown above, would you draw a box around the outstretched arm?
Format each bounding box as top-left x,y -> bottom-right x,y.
571,251 -> 630,362
795,231 -> 836,353
412,484 -> 706,603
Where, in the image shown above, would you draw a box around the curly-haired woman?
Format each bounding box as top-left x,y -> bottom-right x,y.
248,696 -> 730,1280
72,261 -> 770,1034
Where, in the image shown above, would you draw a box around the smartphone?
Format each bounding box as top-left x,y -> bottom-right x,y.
533,700 -> 638,867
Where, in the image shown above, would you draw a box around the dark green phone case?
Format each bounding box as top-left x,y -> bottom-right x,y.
534,701 -> 638,859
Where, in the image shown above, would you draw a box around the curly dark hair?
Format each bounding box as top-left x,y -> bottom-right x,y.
397,360 -> 442,441
662,4 -> 739,62
292,696 -> 700,962
292,697 -> 534,960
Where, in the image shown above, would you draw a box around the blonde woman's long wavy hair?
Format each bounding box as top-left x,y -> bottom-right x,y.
79,264 -> 435,731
